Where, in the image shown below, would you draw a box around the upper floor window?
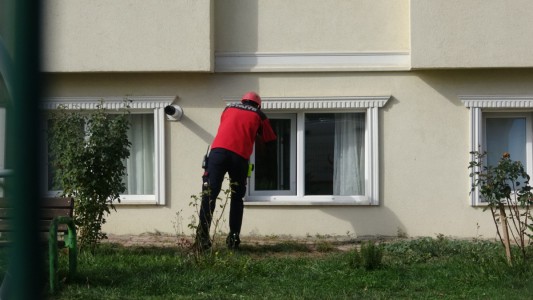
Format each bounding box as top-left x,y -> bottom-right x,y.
233,96 -> 390,205
43,96 -> 174,205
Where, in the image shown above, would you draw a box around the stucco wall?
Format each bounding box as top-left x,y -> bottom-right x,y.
41,0 -> 213,72
215,0 -> 410,53
44,69 -> 533,239
411,0 -> 533,68
41,0 -> 533,72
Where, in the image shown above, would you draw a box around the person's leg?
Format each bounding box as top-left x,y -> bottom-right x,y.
226,152 -> 249,248
197,149 -> 228,248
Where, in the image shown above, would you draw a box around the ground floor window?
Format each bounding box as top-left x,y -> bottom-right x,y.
241,96 -> 389,205
43,96 -> 173,205
462,95 -> 533,205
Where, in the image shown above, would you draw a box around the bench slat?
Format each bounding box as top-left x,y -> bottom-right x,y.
0,197 -> 73,208
0,220 -> 69,232
42,197 -> 73,208
0,208 -> 73,219
41,209 -> 73,219
0,197 -> 74,235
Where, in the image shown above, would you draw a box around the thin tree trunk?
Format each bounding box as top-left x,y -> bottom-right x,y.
499,203 -> 512,265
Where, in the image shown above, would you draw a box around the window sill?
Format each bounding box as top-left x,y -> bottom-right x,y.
244,199 -> 375,206
45,193 -> 160,206
116,200 -> 159,206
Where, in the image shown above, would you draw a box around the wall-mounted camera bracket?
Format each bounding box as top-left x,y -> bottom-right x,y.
164,105 -> 183,121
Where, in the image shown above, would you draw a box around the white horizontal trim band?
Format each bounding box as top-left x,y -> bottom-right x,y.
215,52 -> 411,72
42,96 -> 176,110
461,95 -> 533,108
225,96 -> 390,110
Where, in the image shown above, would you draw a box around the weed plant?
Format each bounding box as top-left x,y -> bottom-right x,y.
189,179 -> 234,252
352,240 -> 384,270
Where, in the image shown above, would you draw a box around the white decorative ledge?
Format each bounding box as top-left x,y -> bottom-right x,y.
215,52 -> 411,72
225,96 -> 390,110
42,96 -> 177,110
461,95 -> 533,108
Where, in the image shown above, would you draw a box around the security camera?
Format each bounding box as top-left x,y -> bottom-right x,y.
164,105 -> 183,121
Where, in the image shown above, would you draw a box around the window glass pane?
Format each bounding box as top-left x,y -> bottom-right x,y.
305,114 -> 335,195
123,114 -> 154,195
255,118 -> 291,191
47,114 -> 155,195
305,113 -> 365,196
486,117 -> 526,167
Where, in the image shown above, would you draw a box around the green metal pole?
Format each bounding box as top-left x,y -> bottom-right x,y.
48,216 -> 77,294
64,219 -> 78,279
4,1 -> 44,299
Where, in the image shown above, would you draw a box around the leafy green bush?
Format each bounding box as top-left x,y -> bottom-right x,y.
469,151 -> 533,264
48,103 -> 131,252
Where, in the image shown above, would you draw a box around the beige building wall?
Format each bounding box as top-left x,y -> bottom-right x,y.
411,0 -> 533,68
41,0 -> 214,72
215,0 -> 410,53
41,1 -> 533,72
41,1 -> 533,240
45,69 -> 533,239
214,0 -> 410,72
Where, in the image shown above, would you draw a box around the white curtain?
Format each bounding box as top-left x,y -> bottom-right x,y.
333,113 -> 365,195
124,114 -> 154,195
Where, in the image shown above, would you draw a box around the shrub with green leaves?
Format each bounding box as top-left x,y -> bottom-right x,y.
469,151 -> 533,264
48,103 -> 131,252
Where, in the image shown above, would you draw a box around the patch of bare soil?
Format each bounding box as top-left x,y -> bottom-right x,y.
104,233 -> 399,257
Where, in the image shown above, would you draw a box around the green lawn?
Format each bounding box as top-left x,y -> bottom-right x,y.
3,237 -> 533,299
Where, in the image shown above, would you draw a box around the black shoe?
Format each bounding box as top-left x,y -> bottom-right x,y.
226,232 -> 240,250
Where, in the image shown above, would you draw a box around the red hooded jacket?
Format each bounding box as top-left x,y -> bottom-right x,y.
211,103 -> 277,160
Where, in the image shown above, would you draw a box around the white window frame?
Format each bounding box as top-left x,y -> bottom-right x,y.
42,96 -> 175,205
225,96 -> 390,206
462,95 -> 533,206
249,113 -> 297,197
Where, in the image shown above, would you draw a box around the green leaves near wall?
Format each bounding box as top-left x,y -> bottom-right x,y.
48,102 -> 131,252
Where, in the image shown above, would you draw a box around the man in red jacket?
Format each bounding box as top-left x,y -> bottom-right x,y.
196,91 -> 277,250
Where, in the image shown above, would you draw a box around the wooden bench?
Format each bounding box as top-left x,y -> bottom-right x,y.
0,197 -> 77,293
